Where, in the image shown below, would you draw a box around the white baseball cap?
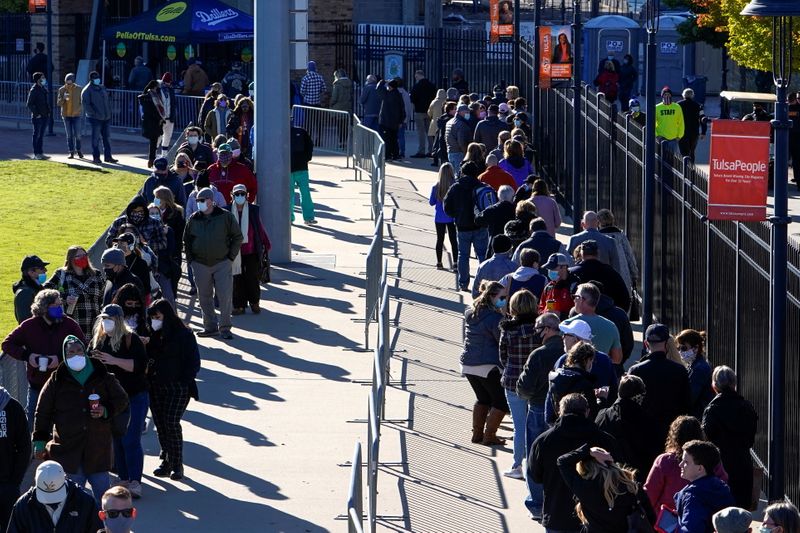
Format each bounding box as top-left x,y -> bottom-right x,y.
35,461 -> 67,504
559,319 -> 593,342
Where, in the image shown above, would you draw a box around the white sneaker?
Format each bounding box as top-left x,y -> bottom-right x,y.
503,465 -> 524,480
127,480 -> 142,499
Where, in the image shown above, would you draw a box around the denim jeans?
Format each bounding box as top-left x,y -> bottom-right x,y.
63,116 -> 82,153
25,386 -> 40,433
88,117 -> 113,160
113,391 -> 149,482
398,125 -> 406,156
524,404 -> 546,515
290,170 -> 316,222
68,467 -> 110,504
31,116 -> 46,155
505,389 -> 528,468
456,228 -> 489,288
448,152 -> 465,175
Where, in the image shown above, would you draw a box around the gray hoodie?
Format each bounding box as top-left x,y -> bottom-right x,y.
81,82 -> 112,121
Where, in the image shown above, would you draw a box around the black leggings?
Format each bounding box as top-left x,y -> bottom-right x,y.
435,222 -> 458,264
466,368 -> 509,412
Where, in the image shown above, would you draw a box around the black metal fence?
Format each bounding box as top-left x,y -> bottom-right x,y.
531,70 -> 800,504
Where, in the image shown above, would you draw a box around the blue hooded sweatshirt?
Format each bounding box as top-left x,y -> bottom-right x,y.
675,474 -> 735,533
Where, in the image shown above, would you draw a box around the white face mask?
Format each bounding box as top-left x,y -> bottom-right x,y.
124,316 -> 138,329
102,319 -> 116,333
679,349 -> 696,363
151,318 -> 163,331
66,355 -> 86,372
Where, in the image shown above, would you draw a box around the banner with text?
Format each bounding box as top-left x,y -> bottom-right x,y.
489,0 -> 515,44
539,25 -> 572,89
708,120 -> 771,221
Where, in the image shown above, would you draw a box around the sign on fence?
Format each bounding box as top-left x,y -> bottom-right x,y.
539,25 -> 572,89
489,0 -> 514,44
708,120 -> 771,221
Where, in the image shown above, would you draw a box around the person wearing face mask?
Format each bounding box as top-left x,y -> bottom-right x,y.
90,305 -> 148,499
618,54 -> 638,112
140,157 -> 187,206
593,60 -> 620,103
225,96 -> 254,158
226,137 -> 254,172
178,126 -> 215,166
57,72 -> 83,159
224,184 -> 271,315
156,72 -> 176,157
655,86 -> 685,153
138,80 -> 166,168
146,205 -> 177,306
81,71 -> 117,164
208,143 -> 258,205
145,299 -> 200,480
508,110 -> 532,140
26,71 -> 51,160
100,248 -> 144,306
203,93 -> 231,142
32,335 -> 129,503
154,186 -> 185,292
445,104 -> 473,171
675,329 -> 713,418
112,233 -> 152,300
184,187 -> 243,339
111,283 -> 149,340
98,486 -> 137,533
197,82 -> 223,133
172,153 -> 196,194
702,365 -> 758,510
538,253 -> 578,318
545,340 -> 599,426
460,281 -> 509,446
7,460 -> 101,533
499,289 -> 542,480
13,255 -> 49,324
627,97 -> 646,126
2,289 -> 86,430
43,246 -> 104,338
105,196 -> 168,254
759,502 -> 800,533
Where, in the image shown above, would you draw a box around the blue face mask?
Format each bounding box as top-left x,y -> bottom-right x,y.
37,272 -> 47,284
47,306 -> 64,320
93,78 -> 101,85
548,270 -> 560,281
234,195 -> 247,205
514,119 -> 522,127
495,298 -> 507,309
153,198 -> 161,207
463,113 -> 471,121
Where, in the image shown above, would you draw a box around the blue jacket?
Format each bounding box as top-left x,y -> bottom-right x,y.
512,231 -> 564,266
460,307 -> 503,367
429,184 -> 453,224
675,474 -> 735,533
472,252 -> 517,298
360,82 -> 381,117
140,171 -> 188,206
567,227 -> 620,267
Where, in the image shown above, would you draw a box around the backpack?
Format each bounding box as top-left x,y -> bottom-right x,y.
473,184 -> 497,217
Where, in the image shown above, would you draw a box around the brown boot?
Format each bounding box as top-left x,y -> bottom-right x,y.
481,408 -> 508,446
471,403 -> 490,443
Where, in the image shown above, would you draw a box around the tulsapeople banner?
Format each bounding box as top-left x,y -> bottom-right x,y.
707,120 -> 771,221
489,0 -> 514,44
539,25 -> 572,89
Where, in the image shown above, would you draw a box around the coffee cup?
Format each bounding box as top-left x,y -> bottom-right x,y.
88,394 -> 100,411
38,356 -> 48,372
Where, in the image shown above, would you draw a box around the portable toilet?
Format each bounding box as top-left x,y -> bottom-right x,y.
653,14 -> 695,96
582,15 -> 643,87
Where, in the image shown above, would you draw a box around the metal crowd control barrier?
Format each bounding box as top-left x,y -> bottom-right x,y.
291,104 -> 352,167
346,442 -> 365,533
364,212 -> 384,349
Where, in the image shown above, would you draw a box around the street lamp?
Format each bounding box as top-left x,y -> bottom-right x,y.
740,0 -> 799,502
571,0 -> 583,233
641,0 -> 660,337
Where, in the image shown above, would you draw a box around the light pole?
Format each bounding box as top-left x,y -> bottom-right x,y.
571,0 -> 582,233
533,0 -> 541,156
740,0 -> 798,502
641,0 -> 659,336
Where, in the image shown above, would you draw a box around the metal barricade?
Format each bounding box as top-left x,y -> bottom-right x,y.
364,212 -> 384,349
291,104 -> 351,166
346,442 -> 365,533
366,389 -> 380,533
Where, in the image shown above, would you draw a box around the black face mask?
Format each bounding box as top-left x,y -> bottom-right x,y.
130,212 -> 145,224
104,267 -> 117,280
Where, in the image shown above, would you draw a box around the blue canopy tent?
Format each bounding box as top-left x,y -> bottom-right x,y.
100,0 -> 253,80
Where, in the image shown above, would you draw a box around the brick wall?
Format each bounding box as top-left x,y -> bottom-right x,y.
353,0 -> 402,23
29,0 -> 92,83
302,0 -> 354,89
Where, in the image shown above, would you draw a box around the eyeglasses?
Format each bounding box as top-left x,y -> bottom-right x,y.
103,508 -> 134,518
233,192 -> 247,197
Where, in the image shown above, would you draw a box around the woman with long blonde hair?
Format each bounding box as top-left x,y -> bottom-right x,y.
89,303 -> 148,498
558,445 -> 655,531
428,162 -> 458,270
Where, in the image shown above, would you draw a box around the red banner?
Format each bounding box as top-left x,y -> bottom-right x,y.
707,120 -> 771,221
489,0 -> 514,44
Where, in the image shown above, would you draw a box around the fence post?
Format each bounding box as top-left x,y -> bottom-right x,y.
571,2 -> 583,233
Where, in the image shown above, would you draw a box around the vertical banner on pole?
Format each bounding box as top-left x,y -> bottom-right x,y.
539,25 -> 572,89
490,0 -> 514,44
707,120 -> 771,221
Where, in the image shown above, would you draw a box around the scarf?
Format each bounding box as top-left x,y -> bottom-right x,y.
161,87 -> 171,119
231,203 -> 250,276
150,90 -> 168,120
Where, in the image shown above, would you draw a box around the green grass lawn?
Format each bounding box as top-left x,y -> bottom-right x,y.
0,160 -> 144,337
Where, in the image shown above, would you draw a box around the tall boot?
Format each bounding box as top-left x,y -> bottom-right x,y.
471,403 -> 490,443
482,408 -> 508,446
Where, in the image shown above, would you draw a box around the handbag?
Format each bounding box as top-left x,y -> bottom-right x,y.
259,252 -> 271,284
655,505 -> 679,533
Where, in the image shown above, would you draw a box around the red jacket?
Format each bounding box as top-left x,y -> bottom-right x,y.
2,316 -> 86,389
208,161 -> 258,204
539,281 -> 575,320
479,166 -> 517,192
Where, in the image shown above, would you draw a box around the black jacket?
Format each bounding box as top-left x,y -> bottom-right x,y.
595,294 -> 634,362
531,414 -> 619,531
628,351 -> 690,445
0,391 -> 30,486
702,390 -> 758,509
678,98 -> 707,137
514,231 -> 562,268
547,366 -> 598,425
103,267 -> 144,306
443,174 -> 483,231
595,398 -> 662,482
376,80 -> 405,129
138,92 -> 164,140
178,141 -> 215,167
452,78 -> 469,95
26,84 -> 50,118
569,258 -> 631,311
557,444 -> 656,533
8,480 -> 101,533
475,200 -> 515,239
146,324 -> 200,400
433,113 -> 451,160
290,126 -> 313,172
517,334 -> 564,406
410,78 -> 436,113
